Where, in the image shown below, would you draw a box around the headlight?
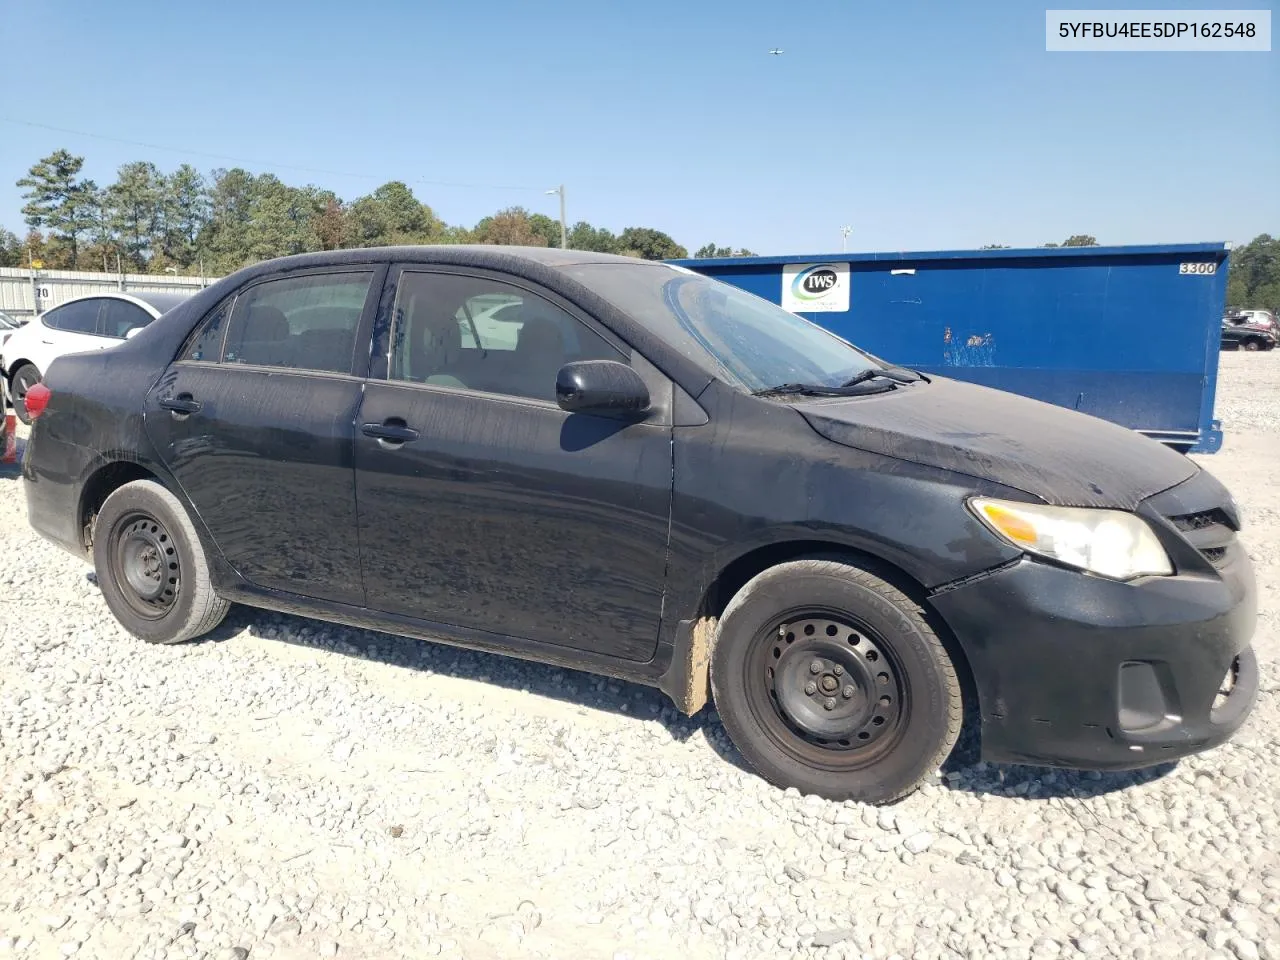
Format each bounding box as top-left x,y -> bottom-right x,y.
970,497 -> 1173,580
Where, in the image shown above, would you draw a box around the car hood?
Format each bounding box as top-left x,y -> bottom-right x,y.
797,376 -> 1198,510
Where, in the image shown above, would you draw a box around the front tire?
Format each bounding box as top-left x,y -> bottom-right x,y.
9,363 -> 41,424
1243,338 -> 1261,352
93,479 -> 230,644
710,558 -> 963,804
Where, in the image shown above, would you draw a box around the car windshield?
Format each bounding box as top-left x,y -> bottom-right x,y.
0,311 -> 21,330
562,262 -> 878,392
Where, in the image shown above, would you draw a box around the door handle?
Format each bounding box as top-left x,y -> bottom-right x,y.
362,421 -> 420,445
159,394 -> 202,418
40,339 -> 54,345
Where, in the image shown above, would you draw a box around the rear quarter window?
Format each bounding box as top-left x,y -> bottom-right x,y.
182,297 -> 234,362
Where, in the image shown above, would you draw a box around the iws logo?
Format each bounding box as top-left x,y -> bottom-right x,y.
791,265 -> 840,301
781,261 -> 850,313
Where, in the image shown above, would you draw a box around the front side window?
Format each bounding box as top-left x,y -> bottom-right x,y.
211,272 -> 374,373
99,299 -> 153,338
390,272 -> 624,402
42,299 -> 101,335
562,263 -> 879,393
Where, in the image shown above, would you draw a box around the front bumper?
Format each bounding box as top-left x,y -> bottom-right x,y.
931,536 -> 1258,771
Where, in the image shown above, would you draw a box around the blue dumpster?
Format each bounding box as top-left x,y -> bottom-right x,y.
672,242 -> 1232,453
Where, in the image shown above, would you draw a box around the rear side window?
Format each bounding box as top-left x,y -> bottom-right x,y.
184,272 -> 375,373
99,300 -> 153,338
42,299 -> 101,334
224,273 -> 373,373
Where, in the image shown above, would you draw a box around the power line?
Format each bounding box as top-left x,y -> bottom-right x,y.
0,117 -> 542,193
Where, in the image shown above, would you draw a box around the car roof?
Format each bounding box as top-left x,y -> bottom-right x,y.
240,244 -> 657,272
127,291 -> 193,314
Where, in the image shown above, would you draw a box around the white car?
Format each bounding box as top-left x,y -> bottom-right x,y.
2,291 -> 190,422
0,310 -> 26,354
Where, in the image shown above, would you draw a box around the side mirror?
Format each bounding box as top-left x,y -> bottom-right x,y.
556,360 -> 650,416
124,326 -> 143,339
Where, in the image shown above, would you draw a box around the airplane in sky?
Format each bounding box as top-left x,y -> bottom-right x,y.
769,48 -> 784,55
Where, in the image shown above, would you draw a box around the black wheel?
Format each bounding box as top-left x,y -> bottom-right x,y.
711,558 -> 963,804
93,479 -> 230,644
9,363 -> 41,424
1243,338 -> 1261,352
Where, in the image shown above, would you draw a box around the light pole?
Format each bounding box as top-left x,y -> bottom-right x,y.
546,185 -> 567,248
840,225 -> 852,252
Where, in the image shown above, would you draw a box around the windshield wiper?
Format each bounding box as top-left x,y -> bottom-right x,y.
752,366 -> 926,399
751,379 -> 896,399
840,365 -> 921,387
752,383 -> 851,398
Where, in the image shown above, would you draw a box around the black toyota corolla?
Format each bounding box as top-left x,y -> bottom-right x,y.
20,246 -> 1258,803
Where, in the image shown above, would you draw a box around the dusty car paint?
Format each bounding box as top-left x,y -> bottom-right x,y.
22,246 -> 1258,772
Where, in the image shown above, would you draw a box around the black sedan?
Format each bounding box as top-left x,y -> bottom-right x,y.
21,246 -> 1258,803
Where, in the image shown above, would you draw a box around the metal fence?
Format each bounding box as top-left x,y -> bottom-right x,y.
0,268 -> 223,319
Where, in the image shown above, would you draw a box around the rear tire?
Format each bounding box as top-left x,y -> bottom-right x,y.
9,363 -> 40,424
93,479 -> 230,644
710,558 -> 962,804
1243,338 -> 1261,352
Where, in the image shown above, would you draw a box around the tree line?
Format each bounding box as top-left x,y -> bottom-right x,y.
981,235 -> 1101,249
0,149 -> 760,275
1224,235 -> 1280,313
2,150 -> 1274,312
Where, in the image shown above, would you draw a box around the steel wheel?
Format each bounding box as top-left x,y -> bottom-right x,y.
711,557 -> 962,803
749,612 -> 907,769
93,480 -> 229,644
108,512 -> 181,621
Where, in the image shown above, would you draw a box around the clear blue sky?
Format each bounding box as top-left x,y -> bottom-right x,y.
0,0 -> 1275,255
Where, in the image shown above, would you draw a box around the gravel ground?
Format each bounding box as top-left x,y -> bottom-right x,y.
1,351 -> 1278,960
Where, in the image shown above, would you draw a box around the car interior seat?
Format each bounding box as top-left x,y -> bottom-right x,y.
293,324 -> 357,374
409,305 -> 467,389
228,305 -> 291,366
510,303 -> 566,401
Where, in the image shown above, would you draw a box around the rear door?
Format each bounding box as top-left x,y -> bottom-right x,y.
353,266 -> 673,661
143,265 -> 386,606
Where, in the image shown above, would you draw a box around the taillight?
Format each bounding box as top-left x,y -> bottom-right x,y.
25,382 -> 51,420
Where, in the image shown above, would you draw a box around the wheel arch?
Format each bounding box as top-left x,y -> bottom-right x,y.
666,538 -> 979,721
78,460 -> 165,551
5,357 -> 37,381
77,457 -> 242,596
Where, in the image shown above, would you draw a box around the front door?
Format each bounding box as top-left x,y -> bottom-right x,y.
354,268 -> 672,661
143,266 -> 385,606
